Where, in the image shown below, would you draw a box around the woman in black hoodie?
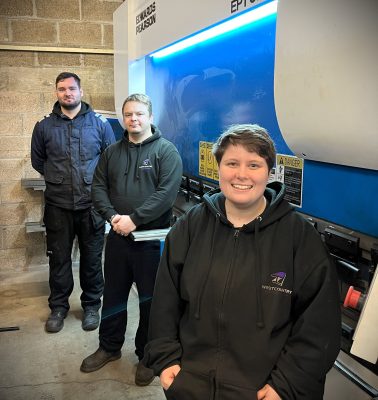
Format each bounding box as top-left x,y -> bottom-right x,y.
144,124 -> 341,400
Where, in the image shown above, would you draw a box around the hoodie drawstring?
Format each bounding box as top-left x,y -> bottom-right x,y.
254,216 -> 265,329
135,143 -> 141,180
123,142 -> 130,175
123,142 -> 142,180
195,213 -> 221,319
209,369 -> 217,400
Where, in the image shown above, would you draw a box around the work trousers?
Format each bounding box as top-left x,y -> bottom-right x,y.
44,204 -> 105,313
99,230 -> 160,360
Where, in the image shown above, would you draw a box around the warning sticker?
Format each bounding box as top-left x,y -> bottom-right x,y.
199,141 -> 218,181
198,147 -> 302,207
206,142 -> 214,180
199,142 -> 206,176
275,154 -> 304,207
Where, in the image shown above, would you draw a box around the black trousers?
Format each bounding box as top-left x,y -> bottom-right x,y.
44,204 -> 105,312
99,230 -> 160,360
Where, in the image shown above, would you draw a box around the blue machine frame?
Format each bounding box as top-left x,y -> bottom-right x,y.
145,12 -> 378,237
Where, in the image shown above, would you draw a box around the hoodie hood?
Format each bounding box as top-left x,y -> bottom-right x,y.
120,124 -> 161,180
52,101 -> 91,118
203,181 -> 293,230
122,123 -> 162,144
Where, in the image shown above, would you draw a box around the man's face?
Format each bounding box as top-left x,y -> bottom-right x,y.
56,77 -> 83,110
123,101 -> 153,143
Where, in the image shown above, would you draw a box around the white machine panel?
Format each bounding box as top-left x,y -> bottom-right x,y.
126,0 -> 268,60
274,0 -> 378,170
351,266 -> 378,364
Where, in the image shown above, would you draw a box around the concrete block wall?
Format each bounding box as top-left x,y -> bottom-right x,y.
0,0 -> 123,272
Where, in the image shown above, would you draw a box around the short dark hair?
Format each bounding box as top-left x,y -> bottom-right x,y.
212,124 -> 276,171
55,72 -> 81,88
122,93 -> 152,116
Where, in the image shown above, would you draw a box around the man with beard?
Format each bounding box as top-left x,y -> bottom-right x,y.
31,72 -> 115,334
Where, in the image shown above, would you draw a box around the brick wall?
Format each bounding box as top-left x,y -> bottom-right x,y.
0,0 -> 123,272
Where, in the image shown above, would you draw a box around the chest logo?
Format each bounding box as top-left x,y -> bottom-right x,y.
262,271 -> 292,295
139,159 -> 153,169
271,271 -> 286,287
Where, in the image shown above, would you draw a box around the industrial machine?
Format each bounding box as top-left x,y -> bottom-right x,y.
113,0 -> 378,398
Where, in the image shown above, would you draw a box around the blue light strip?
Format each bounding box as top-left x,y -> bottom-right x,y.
150,0 -> 277,59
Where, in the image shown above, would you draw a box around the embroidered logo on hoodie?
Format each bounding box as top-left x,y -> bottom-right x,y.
271,271 -> 286,286
139,159 -> 153,170
262,271 -> 292,295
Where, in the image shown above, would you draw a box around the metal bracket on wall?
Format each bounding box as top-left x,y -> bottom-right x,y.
0,44 -> 113,54
21,178 -> 46,233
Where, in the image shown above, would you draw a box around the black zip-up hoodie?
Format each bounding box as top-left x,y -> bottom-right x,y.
144,182 -> 341,400
91,125 -> 183,229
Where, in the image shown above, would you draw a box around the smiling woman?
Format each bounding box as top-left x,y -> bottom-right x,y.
144,123 -> 341,400
214,124 -> 273,226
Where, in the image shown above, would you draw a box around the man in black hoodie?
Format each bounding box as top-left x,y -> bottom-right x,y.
80,93 -> 183,387
31,72 -> 115,334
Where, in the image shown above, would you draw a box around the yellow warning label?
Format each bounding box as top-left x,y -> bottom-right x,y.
199,142 -> 206,176
277,154 -> 304,169
213,159 -> 219,181
198,141 -> 218,181
206,143 -> 214,180
275,153 -> 304,208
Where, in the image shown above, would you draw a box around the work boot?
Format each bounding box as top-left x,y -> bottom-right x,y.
80,347 -> 121,373
82,308 -> 100,331
45,310 -> 66,333
135,361 -> 155,386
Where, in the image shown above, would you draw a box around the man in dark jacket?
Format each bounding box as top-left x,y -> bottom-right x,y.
80,93 -> 183,386
31,72 -> 115,334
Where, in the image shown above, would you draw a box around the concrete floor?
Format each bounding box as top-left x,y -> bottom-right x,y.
0,266 -> 165,400
1,266 -> 375,400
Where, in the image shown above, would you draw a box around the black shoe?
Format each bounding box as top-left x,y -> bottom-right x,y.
82,308 -> 100,331
45,310 -> 66,333
135,361 -> 155,386
80,347 -> 121,373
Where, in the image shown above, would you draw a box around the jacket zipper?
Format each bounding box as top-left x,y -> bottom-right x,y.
216,228 -> 240,370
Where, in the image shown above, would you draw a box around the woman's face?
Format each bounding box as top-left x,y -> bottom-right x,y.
218,144 -> 270,211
